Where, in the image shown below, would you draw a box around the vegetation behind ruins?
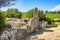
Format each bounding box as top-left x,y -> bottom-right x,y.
46,13 -> 60,19
0,11 -> 6,32
46,13 -> 60,26
0,8 -> 60,31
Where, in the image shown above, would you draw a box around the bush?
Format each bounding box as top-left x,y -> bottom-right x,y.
6,8 -> 22,18
0,11 -> 6,32
45,17 -> 53,24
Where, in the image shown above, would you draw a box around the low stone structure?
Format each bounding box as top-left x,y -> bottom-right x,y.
6,18 -> 28,28
0,7 -> 40,40
42,21 -> 57,28
0,7 -> 57,40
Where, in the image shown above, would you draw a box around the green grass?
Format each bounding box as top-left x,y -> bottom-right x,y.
46,13 -> 60,26
55,22 -> 60,26
46,13 -> 60,20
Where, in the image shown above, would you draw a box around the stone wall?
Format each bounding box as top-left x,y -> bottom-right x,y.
6,18 -> 27,28
0,7 -> 41,40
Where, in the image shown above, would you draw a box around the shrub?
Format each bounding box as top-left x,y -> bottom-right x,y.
45,17 -> 53,24
0,11 -> 6,32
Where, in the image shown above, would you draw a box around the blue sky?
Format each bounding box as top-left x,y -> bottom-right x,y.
0,0 -> 60,12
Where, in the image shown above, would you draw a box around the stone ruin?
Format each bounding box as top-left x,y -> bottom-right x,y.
0,7 -> 57,40
0,7 -> 39,40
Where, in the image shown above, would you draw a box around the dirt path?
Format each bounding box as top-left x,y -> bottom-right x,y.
35,26 -> 60,40
24,26 -> 60,40
23,26 -> 60,40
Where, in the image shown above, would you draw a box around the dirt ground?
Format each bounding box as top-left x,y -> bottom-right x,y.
23,26 -> 60,40
33,26 -> 60,40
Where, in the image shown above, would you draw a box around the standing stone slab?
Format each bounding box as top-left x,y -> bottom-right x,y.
27,7 -> 39,32
33,7 -> 39,30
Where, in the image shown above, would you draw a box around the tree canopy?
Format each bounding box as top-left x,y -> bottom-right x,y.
0,0 -> 17,8
5,8 -> 22,18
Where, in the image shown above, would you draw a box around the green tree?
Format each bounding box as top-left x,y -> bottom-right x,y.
39,10 -> 46,21
45,11 -> 48,14
39,10 -> 53,24
26,9 -> 34,18
0,11 -> 6,32
0,0 -> 17,8
45,17 -> 53,24
6,8 -> 22,18
57,11 -> 60,14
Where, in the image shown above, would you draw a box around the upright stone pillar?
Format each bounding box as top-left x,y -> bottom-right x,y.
28,7 -> 40,32
33,7 -> 39,30
33,7 -> 39,18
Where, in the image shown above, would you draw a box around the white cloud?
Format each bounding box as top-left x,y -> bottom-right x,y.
51,5 -> 60,11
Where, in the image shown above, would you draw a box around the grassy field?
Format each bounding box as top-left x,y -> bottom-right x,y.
46,13 -> 60,19
55,22 -> 60,26
46,13 -> 60,26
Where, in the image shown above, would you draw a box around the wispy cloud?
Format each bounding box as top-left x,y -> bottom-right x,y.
51,5 -> 60,11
